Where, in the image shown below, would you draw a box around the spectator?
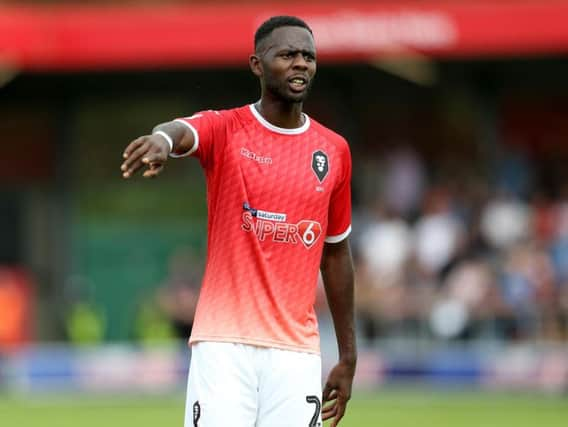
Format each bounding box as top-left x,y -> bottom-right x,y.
480,192 -> 532,250
413,186 -> 465,276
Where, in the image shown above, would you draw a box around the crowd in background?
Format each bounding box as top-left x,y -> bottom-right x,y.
348,144 -> 568,344
3,141 -> 567,347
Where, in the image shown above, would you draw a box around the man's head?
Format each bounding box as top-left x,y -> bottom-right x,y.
250,16 -> 317,104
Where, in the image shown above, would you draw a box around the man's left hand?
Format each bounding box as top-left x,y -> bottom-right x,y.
321,359 -> 356,427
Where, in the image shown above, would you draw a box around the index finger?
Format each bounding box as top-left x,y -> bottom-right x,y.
123,137 -> 146,159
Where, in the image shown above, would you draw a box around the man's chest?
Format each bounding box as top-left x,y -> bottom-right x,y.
226,134 -> 336,201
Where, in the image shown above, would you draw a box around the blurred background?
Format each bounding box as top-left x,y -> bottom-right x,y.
1,0 -> 568,425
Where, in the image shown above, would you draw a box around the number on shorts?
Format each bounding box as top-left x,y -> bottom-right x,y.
306,395 -> 321,427
193,401 -> 201,427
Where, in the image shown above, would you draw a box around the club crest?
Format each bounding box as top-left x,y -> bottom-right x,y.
311,150 -> 329,183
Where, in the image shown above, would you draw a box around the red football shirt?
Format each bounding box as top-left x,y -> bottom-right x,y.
175,104 -> 352,354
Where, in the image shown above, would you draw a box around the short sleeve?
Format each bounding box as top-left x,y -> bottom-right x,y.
325,141 -> 352,243
174,110 -> 227,169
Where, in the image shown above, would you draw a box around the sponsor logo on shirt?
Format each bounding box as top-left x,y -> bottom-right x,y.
243,202 -> 286,222
242,203 -> 321,249
240,147 -> 272,164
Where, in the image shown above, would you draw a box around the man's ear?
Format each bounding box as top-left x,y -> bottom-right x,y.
249,54 -> 262,77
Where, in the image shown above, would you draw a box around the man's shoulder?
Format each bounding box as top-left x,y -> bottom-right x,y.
308,117 -> 349,149
210,104 -> 254,128
210,104 -> 248,118
191,104 -> 249,120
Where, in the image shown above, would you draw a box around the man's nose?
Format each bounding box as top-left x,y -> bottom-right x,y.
292,53 -> 308,69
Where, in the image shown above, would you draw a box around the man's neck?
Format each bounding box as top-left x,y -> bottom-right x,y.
255,99 -> 305,129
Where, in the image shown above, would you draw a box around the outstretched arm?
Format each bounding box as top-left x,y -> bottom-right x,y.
121,121 -> 195,179
320,238 -> 357,427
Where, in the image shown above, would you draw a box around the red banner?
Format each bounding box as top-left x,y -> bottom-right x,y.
1,1 -> 568,71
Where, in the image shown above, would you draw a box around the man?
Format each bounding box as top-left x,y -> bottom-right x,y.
121,15 -> 356,427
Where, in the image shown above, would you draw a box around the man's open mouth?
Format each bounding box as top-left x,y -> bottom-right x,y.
289,77 -> 308,91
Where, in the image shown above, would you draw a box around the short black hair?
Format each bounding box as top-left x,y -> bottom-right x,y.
254,16 -> 313,51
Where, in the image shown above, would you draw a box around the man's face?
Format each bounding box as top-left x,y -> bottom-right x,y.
254,26 -> 317,103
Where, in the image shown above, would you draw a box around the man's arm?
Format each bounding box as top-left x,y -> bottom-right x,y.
121,121 -> 195,179
320,238 -> 357,427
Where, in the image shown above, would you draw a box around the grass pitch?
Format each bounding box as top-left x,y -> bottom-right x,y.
1,389 -> 566,426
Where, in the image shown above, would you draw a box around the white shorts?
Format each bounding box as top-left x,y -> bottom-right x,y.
184,341 -> 323,427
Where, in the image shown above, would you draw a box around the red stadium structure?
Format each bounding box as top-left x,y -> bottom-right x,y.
1,0 -> 568,71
